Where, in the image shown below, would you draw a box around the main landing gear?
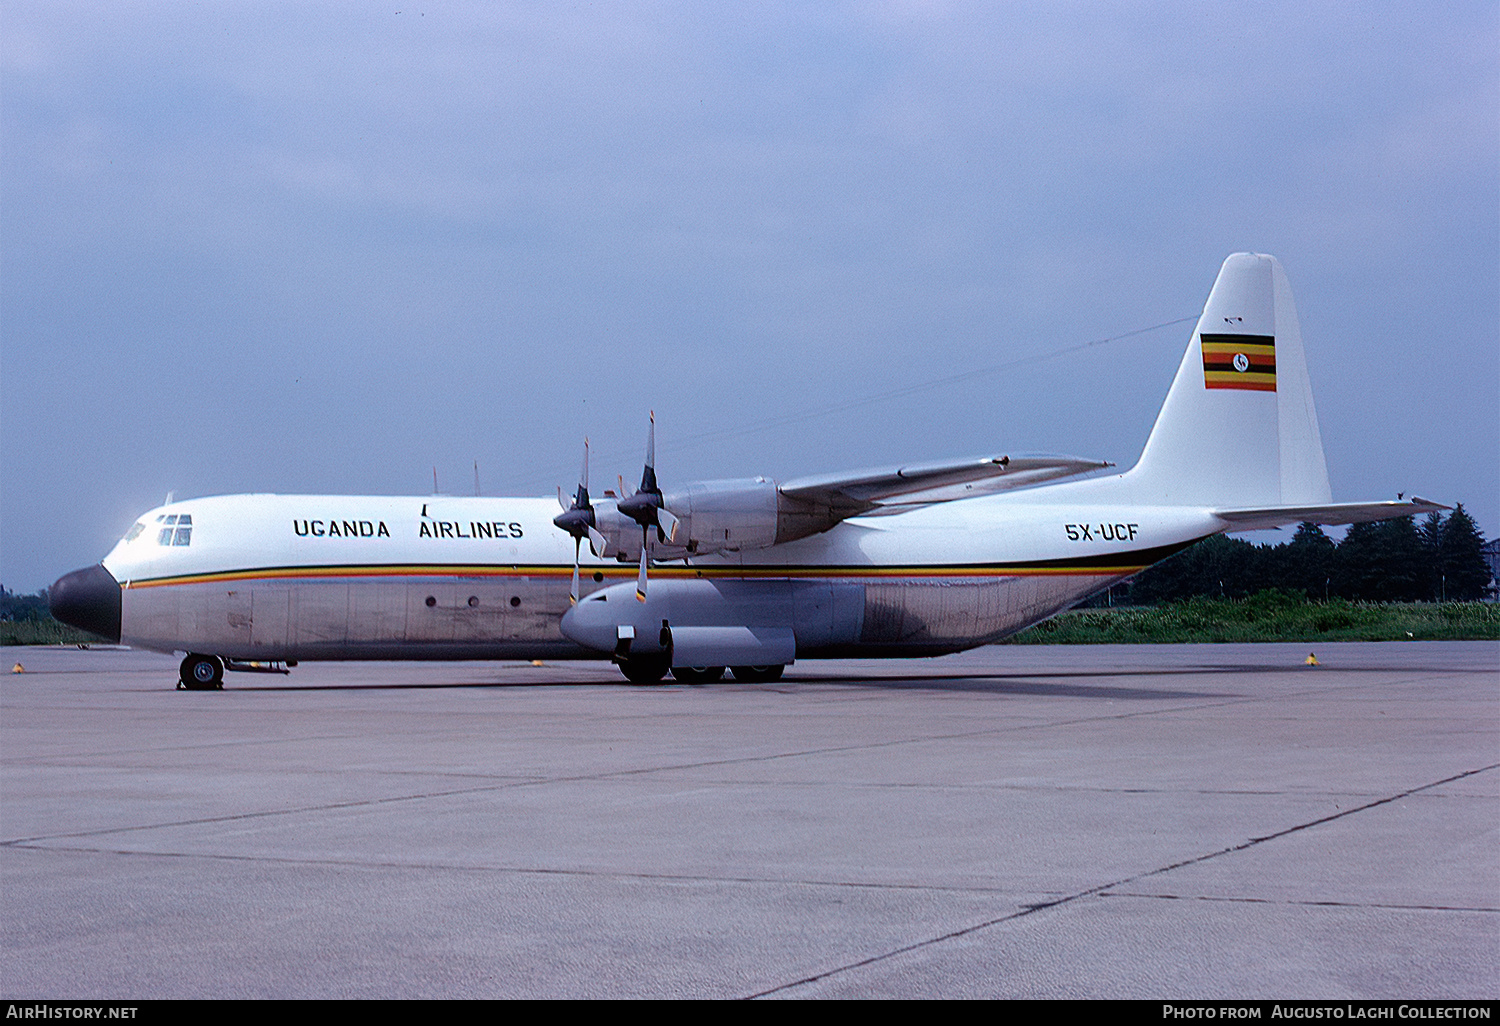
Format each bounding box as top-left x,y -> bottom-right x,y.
729,665 -> 784,683
616,661 -> 784,685
618,654 -> 671,684
178,653 -> 224,691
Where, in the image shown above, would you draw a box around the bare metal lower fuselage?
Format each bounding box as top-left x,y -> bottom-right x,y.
116,566 -> 1123,662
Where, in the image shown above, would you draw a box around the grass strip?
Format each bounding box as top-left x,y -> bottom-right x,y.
1011,594 -> 1500,644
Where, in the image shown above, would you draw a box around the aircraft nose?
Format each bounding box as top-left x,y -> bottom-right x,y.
49,564 -> 122,643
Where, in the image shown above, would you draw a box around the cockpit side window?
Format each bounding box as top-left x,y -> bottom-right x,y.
124,523 -> 145,543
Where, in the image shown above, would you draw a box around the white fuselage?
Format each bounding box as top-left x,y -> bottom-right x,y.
100,480 -> 1222,662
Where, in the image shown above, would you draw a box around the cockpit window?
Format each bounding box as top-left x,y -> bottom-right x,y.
157,513 -> 193,546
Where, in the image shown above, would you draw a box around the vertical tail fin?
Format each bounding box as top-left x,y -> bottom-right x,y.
1125,253 -> 1331,508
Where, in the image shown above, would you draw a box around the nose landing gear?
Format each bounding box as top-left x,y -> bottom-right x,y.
178,653 -> 224,691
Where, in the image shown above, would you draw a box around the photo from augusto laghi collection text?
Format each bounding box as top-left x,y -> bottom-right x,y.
1162,1005 -> 1493,1020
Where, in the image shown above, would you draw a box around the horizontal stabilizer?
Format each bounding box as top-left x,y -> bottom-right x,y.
1213,497 -> 1448,532
781,455 -> 1111,515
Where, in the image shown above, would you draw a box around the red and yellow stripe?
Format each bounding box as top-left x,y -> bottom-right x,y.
122,544 -> 1192,590
1201,333 -> 1276,392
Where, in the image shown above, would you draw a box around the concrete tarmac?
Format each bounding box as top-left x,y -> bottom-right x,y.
1,642 -> 1495,999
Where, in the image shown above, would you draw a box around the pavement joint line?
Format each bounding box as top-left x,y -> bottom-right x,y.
742,760 -> 1500,999
0,692 -> 1253,766
0,731 -> 413,763
1101,891 -> 1499,913
0,842 -> 1072,896
0,782 -> 537,846
44,837 -> 1495,916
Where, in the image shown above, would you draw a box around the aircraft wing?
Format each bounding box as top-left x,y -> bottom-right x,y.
1213,497 -> 1448,532
780,455 -> 1112,517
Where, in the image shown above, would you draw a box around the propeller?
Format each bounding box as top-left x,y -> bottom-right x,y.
552,439 -> 607,604
615,411 -> 680,601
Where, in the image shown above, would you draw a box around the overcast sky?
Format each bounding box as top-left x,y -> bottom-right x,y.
3,2 -> 1496,592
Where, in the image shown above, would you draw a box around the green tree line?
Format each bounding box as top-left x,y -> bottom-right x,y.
0,585 -> 54,622
1119,505 -> 1492,605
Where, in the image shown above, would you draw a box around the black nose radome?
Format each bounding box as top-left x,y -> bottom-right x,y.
49,564 -> 122,643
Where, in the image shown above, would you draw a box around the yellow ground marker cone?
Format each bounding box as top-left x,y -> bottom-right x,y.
11,663 -> 24,673
531,660 -> 544,667
1304,653 -> 1319,666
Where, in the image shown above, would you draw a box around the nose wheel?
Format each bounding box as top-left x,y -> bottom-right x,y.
178,653 -> 224,691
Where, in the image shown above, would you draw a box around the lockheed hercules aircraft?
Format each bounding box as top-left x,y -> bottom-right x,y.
51,254 -> 1440,688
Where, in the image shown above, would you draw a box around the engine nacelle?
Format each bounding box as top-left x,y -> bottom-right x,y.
667,478 -> 780,551
591,478 -> 839,561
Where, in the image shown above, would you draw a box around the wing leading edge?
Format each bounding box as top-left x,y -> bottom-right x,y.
780,455 -> 1113,518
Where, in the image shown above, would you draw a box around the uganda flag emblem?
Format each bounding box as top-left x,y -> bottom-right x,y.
1201,333 -> 1276,392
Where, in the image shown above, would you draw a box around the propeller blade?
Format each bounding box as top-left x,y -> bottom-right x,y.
588,525 -> 607,558
636,529 -> 649,602
557,486 -> 569,514
570,538 -> 581,605
657,507 -> 680,544
554,438 -> 599,548
645,410 -> 656,470
638,411 -> 659,497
